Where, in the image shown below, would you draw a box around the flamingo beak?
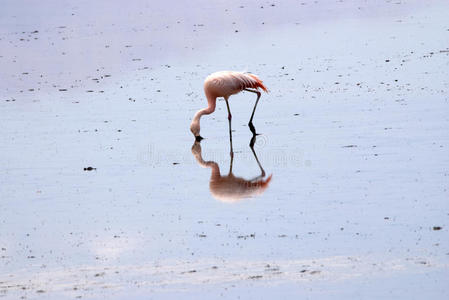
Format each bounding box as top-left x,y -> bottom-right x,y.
195,135 -> 204,142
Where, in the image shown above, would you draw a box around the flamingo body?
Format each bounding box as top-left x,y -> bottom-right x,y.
190,71 -> 268,140
209,174 -> 273,203
204,71 -> 268,98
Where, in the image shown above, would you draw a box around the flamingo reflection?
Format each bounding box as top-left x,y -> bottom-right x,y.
191,136 -> 272,203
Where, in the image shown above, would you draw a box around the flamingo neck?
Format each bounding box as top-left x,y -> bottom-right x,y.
193,108 -> 207,124
192,95 -> 217,130
192,143 -> 221,177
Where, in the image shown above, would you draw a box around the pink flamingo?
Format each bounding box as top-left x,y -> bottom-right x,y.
190,71 -> 268,142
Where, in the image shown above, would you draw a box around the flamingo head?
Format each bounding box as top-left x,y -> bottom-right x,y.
190,121 -> 203,141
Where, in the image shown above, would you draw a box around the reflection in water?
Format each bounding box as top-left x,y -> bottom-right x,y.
191,136 -> 272,203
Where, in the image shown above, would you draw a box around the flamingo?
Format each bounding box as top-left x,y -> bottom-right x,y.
190,71 -> 268,142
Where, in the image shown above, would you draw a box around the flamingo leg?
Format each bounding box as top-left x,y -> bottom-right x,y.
224,97 -> 234,161
228,139 -> 234,175
249,135 -> 266,181
244,88 -> 261,136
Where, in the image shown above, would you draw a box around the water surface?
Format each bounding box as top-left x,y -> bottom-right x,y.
1,0 -> 448,299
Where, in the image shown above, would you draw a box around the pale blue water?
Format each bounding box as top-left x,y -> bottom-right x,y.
1,0 -> 448,299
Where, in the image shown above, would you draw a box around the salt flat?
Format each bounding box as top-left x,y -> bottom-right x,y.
1,0 -> 448,299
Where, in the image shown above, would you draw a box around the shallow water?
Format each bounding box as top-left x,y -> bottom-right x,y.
1,0 -> 449,299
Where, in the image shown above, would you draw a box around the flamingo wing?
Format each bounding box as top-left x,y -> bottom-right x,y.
205,71 -> 268,97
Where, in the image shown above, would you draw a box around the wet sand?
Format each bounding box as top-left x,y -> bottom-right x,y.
1,0 -> 448,299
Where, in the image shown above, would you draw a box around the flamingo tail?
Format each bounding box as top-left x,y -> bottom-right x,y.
261,174 -> 273,187
247,74 -> 269,93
